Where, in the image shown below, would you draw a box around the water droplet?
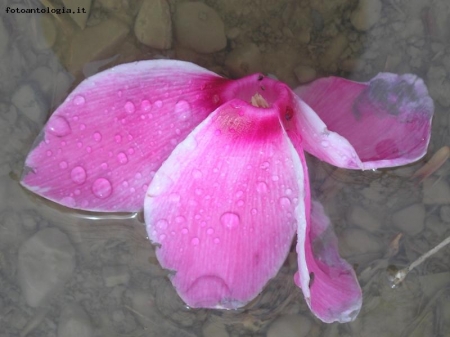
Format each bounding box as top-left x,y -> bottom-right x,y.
47,116 -> 71,137
195,188 -> 203,195
61,196 -> 76,207
191,237 -> 200,246
260,161 -> 270,170
77,142 -> 83,148
86,146 -> 92,153
321,140 -> 329,148
256,181 -> 268,193
135,172 -> 142,179
122,181 -> 129,188
159,234 -> 166,241
127,148 -> 135,155
117,90 -> 123,97
235,190 -> 244,198
192,169 -> 202,179
79,124 -> 86,131
213,94 -> 220,104
93,132 -> 102,142
207,227 -> 214,235
285,188 -> 293,195
156,219 -> 168,229
71,166 -> 86,184
73,95 -> 85,106
251,208 -> 258,215
175,216 -> 185,224
220,212 -> 240,229
117,152 -> 128,164
279,197 -> 291,209
141,100 -> 151,112
181,227 -> 189,234
237,200 -> 244,207
271,175 -> 279,181
59,161 -> 68,169
92,178 -> 112,199
213,238 -> 220,244
46,150 -> 52,157
154,100 -> 163,108
175,100 -> 191,121
101,162 -> 108,170
124,101 -> 135,113
74,189 -> 81,195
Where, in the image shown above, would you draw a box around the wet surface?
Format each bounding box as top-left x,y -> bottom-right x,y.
1,0 -> 449,336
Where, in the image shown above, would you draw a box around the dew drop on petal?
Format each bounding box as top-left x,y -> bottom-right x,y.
61,196 -> 76,207
92,178 -> 112,199
47,116 -> 71,137
181,227 -> 189,234
159,234 -> 166,241
207,227 -> 214,235
256,181 -> 268,193
156,219 -> 168,229
220,212 -> 240,229
175,100 -> 191,121
279,197 -> 291,209
175,216 -> 185,224
73,95 -> 85,106
80,124 -> 86,131
213,238 -> 220,244
124,101 -> 135,113
115,134 -> 122,143
71,166 -> 86,184
117,152 -> 128,164
141,100 -> 151,112
100,162 -> 108,170
191,237 -> 200,246
46,150 -> 52,157
321,140 -> 329,148
154,100 -> 163,108
272,175 -> 279,181
192,169 -> 202,179
93,132 -> 102,142
251,208 -> 258,215
59,161 -> 68,169
260,161 -> 270,170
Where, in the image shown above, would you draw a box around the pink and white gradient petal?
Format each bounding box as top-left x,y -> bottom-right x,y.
144,98 -> 303,308
21,60 -> 229,212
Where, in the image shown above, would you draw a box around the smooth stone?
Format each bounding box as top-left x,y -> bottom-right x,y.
202,317 -> 229,337
225,43 -> 262,78
33,14 -> 57,51
320,33 -> 348,68
349,206 -> 381,232
351,0 -> 382,31
440,205 -> 450,222
0,17 -> 8,58
98,0 -> 122,11
294,65 -> 317,84
11,84 -> 48,125
62,0 -> 92,29
18,228 -> 75,307
58,303 -> 93,337
392,203 -> 425,235
266,314 -> 312,337
339,228 -> 382,257
102,265 -> 130,287
174,2 -> 226,53
67,18 -> 129,74
134,0 -> 172,49
423,178 -> 450,204
29,67 -> 73,106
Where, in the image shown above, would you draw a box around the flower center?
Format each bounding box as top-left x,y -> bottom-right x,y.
251,93 -> 269,108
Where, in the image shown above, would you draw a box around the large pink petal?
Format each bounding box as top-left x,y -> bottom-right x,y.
291,73 -> 434,169
144,93 -> 305,308
295,194 -> 362,323
21,60 -> 229,212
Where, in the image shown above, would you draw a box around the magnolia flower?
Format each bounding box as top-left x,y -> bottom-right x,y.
21,60 -> 433,323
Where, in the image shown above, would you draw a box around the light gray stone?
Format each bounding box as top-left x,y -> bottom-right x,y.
349,206 -> 381,231
423,178 -> 450,204
62,0 -> 91,29
225,43 -> 262,78
58,303 -> 93,337
11,84 -> 48,125
0,17 -> 8,58
134,0 -> 172,49
294,65 -> 317,84
351,0 -> 382,31
267,314 -> 312,337
440,205 -> 450,222
102,265 -> 130,287
18,228 -> 75,307
174,2 -> 226,53
339,228 -> 382,257
392,203 -> 425,235
33,14 -> 57,51
202,317 -> 229,337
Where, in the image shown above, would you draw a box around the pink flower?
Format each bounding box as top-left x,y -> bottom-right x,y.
21,61 -> 433,323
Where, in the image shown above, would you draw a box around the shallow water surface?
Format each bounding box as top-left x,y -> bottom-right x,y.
1,0 -> 450,336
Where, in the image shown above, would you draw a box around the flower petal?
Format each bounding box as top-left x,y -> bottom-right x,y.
291,73 -> 434,169
21,60 -> 229,212
295,195 -> 362,323
144,99 -> 304,309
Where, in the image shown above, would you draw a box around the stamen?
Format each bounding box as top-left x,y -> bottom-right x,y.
251,93 -> 269,108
